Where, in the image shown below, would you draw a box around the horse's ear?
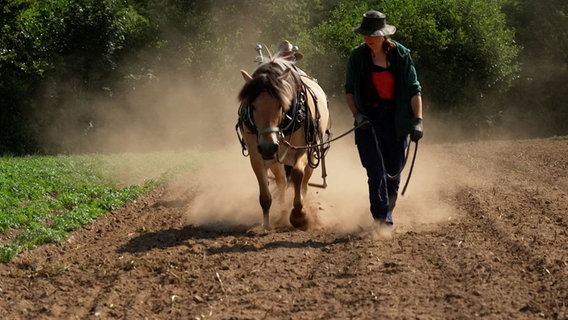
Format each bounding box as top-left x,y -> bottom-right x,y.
240,69 -> 252,82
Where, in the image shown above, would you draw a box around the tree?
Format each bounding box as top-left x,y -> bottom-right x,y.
307,0 -> 520,112
2,0 -> 564,154
0,0 -> 152,154
501,0 -> 568,136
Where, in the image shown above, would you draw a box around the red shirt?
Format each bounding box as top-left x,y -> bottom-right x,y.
371,66 -> 395,100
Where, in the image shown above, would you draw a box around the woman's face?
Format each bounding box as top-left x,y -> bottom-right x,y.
363,35 -> 384,51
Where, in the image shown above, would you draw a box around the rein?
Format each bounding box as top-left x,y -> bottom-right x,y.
238,110 -> 418,193
280,122 -> 361,150
280,121 -> 419,195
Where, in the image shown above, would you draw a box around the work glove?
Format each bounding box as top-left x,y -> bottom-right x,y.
354,112 -> 371,130
410,118 -> 423,142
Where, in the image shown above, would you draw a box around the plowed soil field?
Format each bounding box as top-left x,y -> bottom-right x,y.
1,136 -> 567,319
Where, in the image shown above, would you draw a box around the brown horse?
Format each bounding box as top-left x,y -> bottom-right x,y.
236,58 -> 330,230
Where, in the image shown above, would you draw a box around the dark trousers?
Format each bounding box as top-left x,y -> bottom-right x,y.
355,110 -> 407,224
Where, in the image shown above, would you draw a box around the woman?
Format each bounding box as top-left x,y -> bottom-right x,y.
344,10 -> 423,228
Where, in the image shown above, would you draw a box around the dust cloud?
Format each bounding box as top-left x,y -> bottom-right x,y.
33,6 -> 461,234
37,61 -> 460,235
85,77 -> 242,153
28,2 -> 565,239
42,71 -> 460,234
183,97 -> 458,235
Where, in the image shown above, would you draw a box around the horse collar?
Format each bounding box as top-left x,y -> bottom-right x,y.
279,91 -> 307,136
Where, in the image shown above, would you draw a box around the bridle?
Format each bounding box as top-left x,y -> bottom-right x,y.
236,89 -> 308,157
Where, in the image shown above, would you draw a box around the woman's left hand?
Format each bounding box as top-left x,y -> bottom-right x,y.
411,118 -> 423,142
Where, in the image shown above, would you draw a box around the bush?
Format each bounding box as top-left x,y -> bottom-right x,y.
308,0 -> 520,111
0,0 -> 152,154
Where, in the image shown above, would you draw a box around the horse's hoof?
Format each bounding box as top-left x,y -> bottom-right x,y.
290,208 -> 309,231
246,225 -> 270,236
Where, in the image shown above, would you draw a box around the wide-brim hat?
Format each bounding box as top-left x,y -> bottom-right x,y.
276,40 -> 303,61
353,11 -> 396,37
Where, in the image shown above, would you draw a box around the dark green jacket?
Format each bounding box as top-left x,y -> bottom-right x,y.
344,41 -> 421,137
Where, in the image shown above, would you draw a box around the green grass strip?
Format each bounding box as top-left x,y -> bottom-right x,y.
0,151 -> 205,262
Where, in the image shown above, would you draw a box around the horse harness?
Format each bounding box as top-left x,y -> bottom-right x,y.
236,82 -> 323,166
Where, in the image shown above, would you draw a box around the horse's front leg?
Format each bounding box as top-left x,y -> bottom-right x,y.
289,155 -> 309,230
301,164 -> 315,196
250,157 -> 272,229
269,163 -> 287,205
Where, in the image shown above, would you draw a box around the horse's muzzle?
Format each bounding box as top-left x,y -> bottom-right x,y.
257,142 -> 278,160
257,127 -> 281,160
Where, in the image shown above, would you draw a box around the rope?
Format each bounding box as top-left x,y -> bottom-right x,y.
279,121 -> 418,193
370,126 -> 409,181
280,122 -> 364,151
401,141 -> 418,196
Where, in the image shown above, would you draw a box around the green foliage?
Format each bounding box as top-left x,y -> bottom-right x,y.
130,0 -> 323,86
504,0 -> 568,63
1,0 -> 152,154
308,0 -> 520,109
301,1 -> 372,94
500,0 -> 568,136
0,0 -> 566,154
0,244 -> 21,263
0,150 -> 205,262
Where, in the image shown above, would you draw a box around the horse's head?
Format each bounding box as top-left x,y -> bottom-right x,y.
238,58 -> 302,160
